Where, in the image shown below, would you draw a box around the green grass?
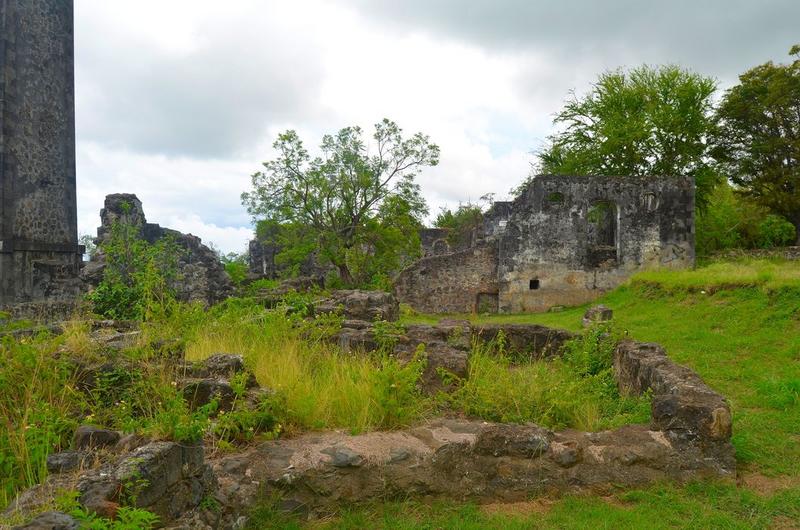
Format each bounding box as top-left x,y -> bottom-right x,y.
247,482 -> 800,529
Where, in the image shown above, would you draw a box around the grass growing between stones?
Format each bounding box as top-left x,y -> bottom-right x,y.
186,303 -> 432,434
446,327 -> 650,431
185,303 -> 648,435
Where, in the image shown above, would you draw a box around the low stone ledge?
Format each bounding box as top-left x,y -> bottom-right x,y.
614,340 -> 733,444
204,417 -> 734,527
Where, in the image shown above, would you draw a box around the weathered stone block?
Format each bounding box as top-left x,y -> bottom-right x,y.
73,426 -> 120,451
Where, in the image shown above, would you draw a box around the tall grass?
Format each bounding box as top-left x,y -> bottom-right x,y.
185,302 -> 430,433
186,301 -> 646,434
448,328 -> 650,431
0,334 -> 83,507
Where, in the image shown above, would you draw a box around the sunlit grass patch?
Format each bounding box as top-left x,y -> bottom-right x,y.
633,258 -> 800,293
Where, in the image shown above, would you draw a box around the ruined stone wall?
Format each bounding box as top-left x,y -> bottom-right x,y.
497,175 -> 694,312
0,0 -> 82,303
419,228 -> 451,257
482,201 -> 513,239
83,194 -> 233,306
394,243 -> 498,313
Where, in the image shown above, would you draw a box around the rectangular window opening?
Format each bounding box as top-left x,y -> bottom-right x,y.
529,279 -> 540,290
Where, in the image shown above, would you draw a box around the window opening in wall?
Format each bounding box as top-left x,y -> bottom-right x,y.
529,279 -> 540,290
547,192 -> 565,203
587,200 -> 618,267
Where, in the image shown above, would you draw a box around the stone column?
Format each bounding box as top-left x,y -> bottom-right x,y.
0,0 -> 83,303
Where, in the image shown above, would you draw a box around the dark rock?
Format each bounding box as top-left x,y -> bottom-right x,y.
74,425 -> 120,450
77,473 -> 120,517
389,448 -> 411,463
322,446 -> 364,467
316,290 -> 400,322
112,441 -> 212,521
334,327 -> 378,352
202,353 -> 245,376
473,324 -> 575,359
582,305 -> 613,327
13,511 -> 79,530
551,444 -> 580,468
181,378 -> 236,412
341,319 -> 372,330
46,450 -> 88,474
270,276 -> 324,295
418,343 -> 469,394
614,340 -> 733,442
114,433 -> 150,453
75,438 -> 207,523
182,353 -> 258,388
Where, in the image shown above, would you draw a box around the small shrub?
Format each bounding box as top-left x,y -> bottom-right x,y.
0,335 -> 83,507
224,261 -> 249,286
70,505 -> 160,529
213,395 -> 282,444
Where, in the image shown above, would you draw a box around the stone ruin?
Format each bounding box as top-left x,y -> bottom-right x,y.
82,193 -> 233,306
9,312 -> 735,529
0,1 -> 232,313
396,175 -> 695,313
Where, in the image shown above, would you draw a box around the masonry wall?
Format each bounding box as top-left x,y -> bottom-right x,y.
497,175 -> 694,312
0,0 -> 82,303
394,244 -> 499,314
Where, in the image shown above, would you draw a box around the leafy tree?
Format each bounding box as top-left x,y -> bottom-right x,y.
242,119 -> 438,286
219,251 -> 249,286
79,234 -> 97,260
537,65 -> 720,208
696,182 -> 764,255
714,45 -> 800,243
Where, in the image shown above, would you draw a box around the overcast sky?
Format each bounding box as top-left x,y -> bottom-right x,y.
74,0 -> 800,253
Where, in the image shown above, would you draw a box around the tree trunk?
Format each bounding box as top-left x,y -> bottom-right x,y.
337,262 -> 355,287
795,218 -> 800,246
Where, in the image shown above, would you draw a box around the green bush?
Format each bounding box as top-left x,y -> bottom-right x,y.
86,214 -> 182,321
756,214 -> 795,248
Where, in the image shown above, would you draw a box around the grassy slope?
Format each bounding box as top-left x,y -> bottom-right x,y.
255,260 -> 800,528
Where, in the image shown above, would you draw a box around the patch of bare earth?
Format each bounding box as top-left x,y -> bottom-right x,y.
772,515 -> 800,530
479,494 -> 628,517
738,472 -> 800,496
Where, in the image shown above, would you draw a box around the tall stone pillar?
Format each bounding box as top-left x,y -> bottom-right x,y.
0,0 -> 83,304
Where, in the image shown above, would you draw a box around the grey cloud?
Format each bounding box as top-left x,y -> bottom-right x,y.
75,8 -> 325,158
341,0 -> 799,81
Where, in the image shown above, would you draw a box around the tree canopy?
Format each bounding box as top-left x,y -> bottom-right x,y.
714,45 -> 800,242
242,119 -> 439,286
537,65 -> 720,208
